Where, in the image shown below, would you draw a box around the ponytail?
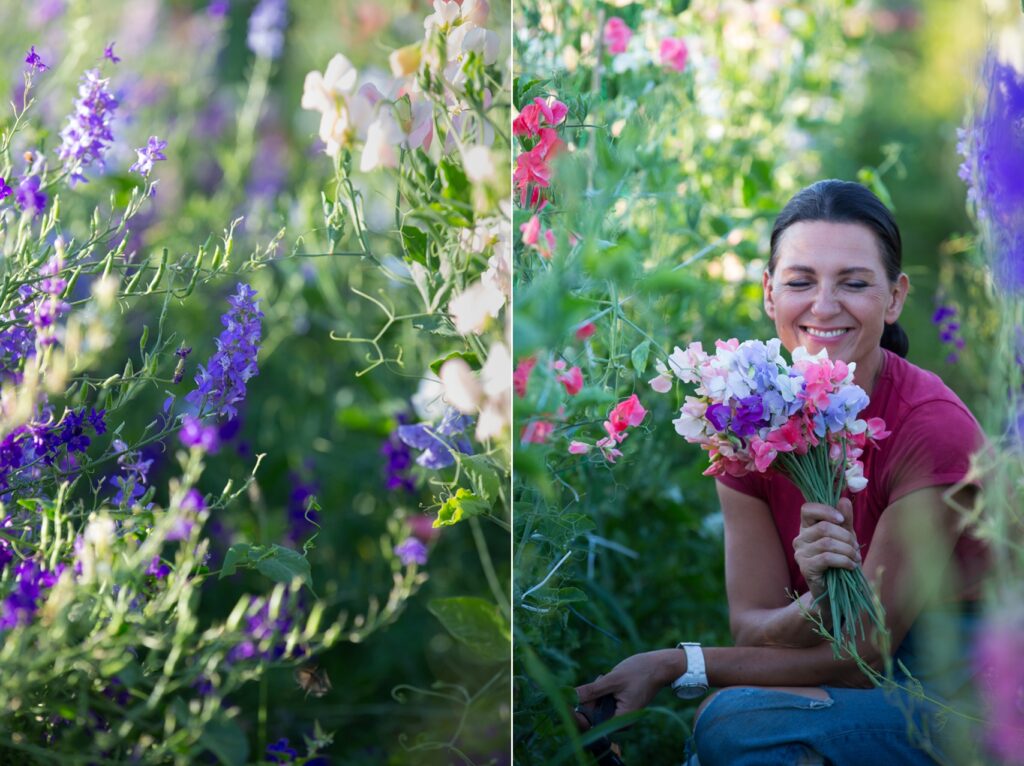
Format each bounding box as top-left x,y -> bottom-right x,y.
880,321 -> 909,358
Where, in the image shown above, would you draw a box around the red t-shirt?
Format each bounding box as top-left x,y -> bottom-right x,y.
717,349 -> 988,597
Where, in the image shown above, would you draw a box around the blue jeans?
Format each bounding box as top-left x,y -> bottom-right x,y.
685,608 -> 982,766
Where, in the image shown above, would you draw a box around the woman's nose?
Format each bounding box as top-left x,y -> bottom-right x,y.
810,287 -> 840,317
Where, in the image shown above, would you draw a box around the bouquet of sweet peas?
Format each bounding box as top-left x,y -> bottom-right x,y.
651,338 -> 890,653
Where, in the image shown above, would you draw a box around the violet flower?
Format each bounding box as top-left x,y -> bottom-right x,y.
266,738 -> 298,764
179,414 -> 220,453
247,0 -> 288,60
0,560 -> 62,630
397,408 -> 473,470
394,537 -> 428,566
129,136 -> 167,177
57,69 -> 118,186
0,178 -> 12,200
25,46 -> 47,72
185,283 -> 263,421
16,176 -> 47,217
975,616 -> 1024,763
103,43 -> 120,64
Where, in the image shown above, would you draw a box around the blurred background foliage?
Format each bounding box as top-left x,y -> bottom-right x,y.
0,0 -> 510,763
512,0 -> 997,763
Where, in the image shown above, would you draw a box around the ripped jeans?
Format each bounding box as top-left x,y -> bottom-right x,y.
684,608 -> 982,766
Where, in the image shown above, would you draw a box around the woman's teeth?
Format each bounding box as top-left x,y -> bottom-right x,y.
803,327 -> 847,339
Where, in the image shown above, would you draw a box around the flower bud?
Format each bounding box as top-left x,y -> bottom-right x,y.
389,43 -> 422,78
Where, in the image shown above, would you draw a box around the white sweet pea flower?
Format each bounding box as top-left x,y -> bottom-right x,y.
463,145 -> 496,184
672,397 -> 708,439
791,346 -> 829,364
424,0 -> 461,30
439,357 -> 482,413
360,108 -> 404,172
845,461 -> 868,493
649,360 -> 674,393
301,54 -> 358,114
448,23 -> 500,66
412,374 -> 445,422
461,0 -> 490,25
448,278 -> 505,334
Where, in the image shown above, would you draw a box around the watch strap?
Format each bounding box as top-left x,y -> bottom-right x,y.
671,642 -> 708,699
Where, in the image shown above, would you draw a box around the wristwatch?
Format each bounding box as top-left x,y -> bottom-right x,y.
671,642 -> 709,699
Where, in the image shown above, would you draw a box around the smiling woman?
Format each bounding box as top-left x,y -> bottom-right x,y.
575,181 -> 989,765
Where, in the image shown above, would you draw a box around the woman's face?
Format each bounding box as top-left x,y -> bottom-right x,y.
763,220 -> 909,375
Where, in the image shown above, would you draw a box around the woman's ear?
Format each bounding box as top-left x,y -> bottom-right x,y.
763,270 -> 776,320
885,273 -> 910,323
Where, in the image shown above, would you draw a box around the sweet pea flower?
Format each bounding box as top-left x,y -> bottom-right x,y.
557,366 -> 583,396
649,360 -> 674,393
607,394 -> 646,433
520,215 -> 540,245
448,278 -> 505,335
575,323 -> 596,341
568,440 -> 591,454
603,17 -> 632,55
659,37 -> 688,72
521,420 -> 554,444
513,356 -> 536,398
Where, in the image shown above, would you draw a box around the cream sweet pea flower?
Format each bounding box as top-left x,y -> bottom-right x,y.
360,108 -> 404,172
448,278 -> 505,334
424,0 -> 461,30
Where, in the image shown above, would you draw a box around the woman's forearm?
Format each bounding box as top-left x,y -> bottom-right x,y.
732,591 -> 827,648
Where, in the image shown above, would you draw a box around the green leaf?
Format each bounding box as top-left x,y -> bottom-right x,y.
220,544 -> 252,578
434,488 -> 490,528
439,158 -> 470,202
429,350 -> 480,376
427,596 -> 510,662
400,225 -> 428,265
461,454 -> 502,503
513,76 -> 550,110
255,545 -> 313,589
200,719 -> 250,766
631,340 -> 651,375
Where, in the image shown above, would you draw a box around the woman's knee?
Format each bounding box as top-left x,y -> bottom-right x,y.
693,687 -> 832,766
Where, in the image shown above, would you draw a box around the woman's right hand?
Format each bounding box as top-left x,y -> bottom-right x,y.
792,497 -> 861,602
574,648 -> 686,727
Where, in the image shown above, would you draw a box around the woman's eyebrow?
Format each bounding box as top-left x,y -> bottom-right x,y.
781,265 -> 875,276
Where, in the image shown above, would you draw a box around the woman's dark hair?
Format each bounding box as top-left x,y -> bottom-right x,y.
767,179 -> 909,358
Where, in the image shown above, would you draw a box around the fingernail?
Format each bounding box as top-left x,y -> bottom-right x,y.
834,514 -> 844,523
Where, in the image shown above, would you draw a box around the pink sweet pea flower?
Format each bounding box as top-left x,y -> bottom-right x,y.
659,37 -> 688,72
512,102 -> 543,137
540,229 -> 556,258
513,356 -> 537,398
520,215 -> 540,245
568,440 -> 591,454
604,17 -> 632,55
558,366 -> 584,396
608,393 -> 647,433
537,97 -> 568,127
865,417 -> 890,441
749,436 -> 778,473
575,322 -> 596,341
521,420 -> 554,444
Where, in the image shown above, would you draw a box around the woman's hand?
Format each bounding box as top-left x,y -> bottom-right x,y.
574,648 -> 686,726
792,497 -> 861,602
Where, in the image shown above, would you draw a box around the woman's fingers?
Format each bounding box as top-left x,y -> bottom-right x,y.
800,502 -> 845,527
575,678 -> 608,707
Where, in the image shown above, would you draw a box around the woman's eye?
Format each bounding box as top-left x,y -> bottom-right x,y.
785,281 -> 811,288
845,282 -> 868,289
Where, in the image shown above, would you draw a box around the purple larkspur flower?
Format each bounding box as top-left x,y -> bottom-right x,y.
16,176 -> 47,217
179,414 -> 220,453
266,738 -> 298,764
961,57 -> 1024,292
186,283 -> 263,420
247,0 -> 288,60
394,537 -> 428,566
104,42 -> 120,63
397,408 -> 473,470
25,47 -> 47,72
146,556 -> 170,579
167,488 -> 205,541
932,303 -> 965,363
975,616 -> 1024,763
129,136 -> 167,177
382,414 -> 416,492
110,438 -> 152,506
57,69 -> 118,186
0,178 -> 11,200
0,560 -> 61,630
286,470 -> 319,546
207,0 -> 230,18
228,596 -> 303,663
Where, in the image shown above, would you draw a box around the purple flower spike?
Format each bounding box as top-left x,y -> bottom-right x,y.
180,415 -> 220,453
394,537 -> 428,566
0,179 -> 12,201
25,47 -> 47,72
57,69 -> 118,186
15,176 -> 47,217
247,0 -> 288,60
104,42 -> 120,63
185,283 -> 263,421
129,136 -> 167,178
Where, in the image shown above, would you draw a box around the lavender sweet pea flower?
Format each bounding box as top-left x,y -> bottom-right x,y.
705,402 -> 730,433
397,408 -> 473,469
731,396 -> 766,438
814,386 -> 869,437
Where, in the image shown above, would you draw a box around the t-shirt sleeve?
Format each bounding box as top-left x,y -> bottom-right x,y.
716,471 -> 766,500
883,400 -> 984,504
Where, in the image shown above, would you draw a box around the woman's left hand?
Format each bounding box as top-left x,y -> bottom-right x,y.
575,648 -> 686,723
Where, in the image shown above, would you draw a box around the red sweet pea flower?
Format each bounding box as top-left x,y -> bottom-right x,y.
607,394 -> 647,433
513,356 -> 537,398
558,366 -> 584,396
